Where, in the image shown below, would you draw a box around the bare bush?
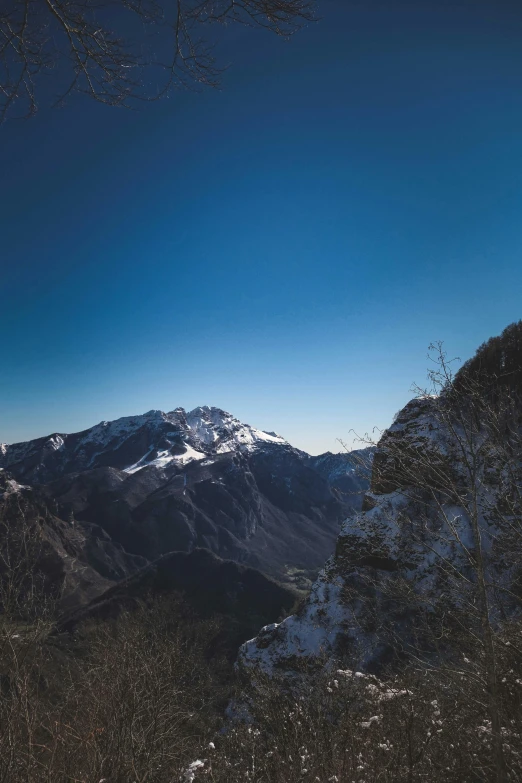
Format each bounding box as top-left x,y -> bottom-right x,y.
192,631 -> 522,782
0,486 -> 62,782
53,599 -> 227,782
0,584 -> 230,781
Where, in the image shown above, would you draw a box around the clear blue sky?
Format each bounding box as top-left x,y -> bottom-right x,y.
1,0 -> 522,454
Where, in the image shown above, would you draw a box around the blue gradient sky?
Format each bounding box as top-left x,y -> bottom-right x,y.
1,0 -> 522,454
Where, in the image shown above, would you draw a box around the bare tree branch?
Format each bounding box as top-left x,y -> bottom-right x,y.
0,0 -> 315,120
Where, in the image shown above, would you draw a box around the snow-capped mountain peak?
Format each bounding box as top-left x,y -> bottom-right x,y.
171,406 -> 287,453
0,406 -> 289,483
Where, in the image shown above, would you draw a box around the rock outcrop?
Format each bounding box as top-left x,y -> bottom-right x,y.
240,324 -> 522,675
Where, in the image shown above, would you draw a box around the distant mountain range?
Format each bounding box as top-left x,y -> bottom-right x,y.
0,406 -> 372,609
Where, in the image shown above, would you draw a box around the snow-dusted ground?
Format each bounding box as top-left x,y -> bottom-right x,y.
239,565 -> 350,673
239,391 -> 522,676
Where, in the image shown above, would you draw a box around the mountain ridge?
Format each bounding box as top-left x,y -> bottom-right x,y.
0,406 -> 372,609
0,405 -> 289,485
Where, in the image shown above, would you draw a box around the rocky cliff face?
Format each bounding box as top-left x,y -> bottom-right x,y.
240,339 -> 522,675
239,397 -> 443,673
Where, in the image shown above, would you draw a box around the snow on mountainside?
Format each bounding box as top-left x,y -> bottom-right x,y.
0,406 -> 288,484
239,325 -> 522,676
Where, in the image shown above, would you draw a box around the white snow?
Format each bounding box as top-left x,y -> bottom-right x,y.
47,435 -> 64,451
181,759 -> 206,782
123,444 -> 206,474
176,444 -> 207,465
239,564 -> 351,674
184,406 -> 287,453
252,429 -> 286,444
0,478 -> 29,498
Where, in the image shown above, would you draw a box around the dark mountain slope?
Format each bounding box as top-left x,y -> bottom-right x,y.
57,548 -> 298,652
41,445 -> 350,581
0,471 -> 146,612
